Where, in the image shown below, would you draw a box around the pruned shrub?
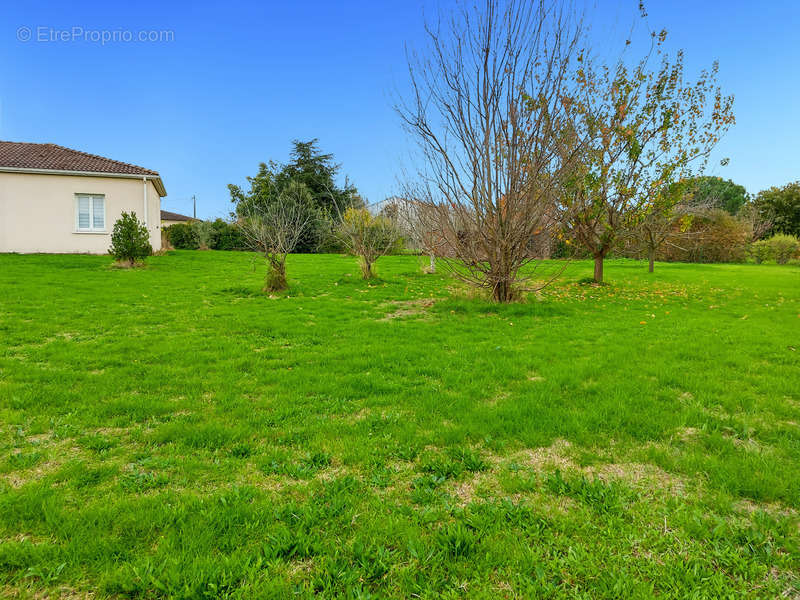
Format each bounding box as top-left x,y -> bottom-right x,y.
109,212 -> 152,266
337,207 -> 403,279
766,234 -> 799,264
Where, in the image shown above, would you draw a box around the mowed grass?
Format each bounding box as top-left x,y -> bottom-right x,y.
0,251 -> 798,599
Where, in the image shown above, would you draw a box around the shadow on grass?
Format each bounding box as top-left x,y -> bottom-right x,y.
433,297 -> 573,318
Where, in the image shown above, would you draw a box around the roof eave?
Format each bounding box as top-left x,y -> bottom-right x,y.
0,166 -> 167,197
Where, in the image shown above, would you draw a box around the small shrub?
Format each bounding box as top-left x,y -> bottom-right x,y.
747,240 -> 773,264
766,234 -> 799,264
109,212 -> 152,266
337,207 -> 403,279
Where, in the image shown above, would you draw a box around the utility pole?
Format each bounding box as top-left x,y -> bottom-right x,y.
192,195 -> 196,219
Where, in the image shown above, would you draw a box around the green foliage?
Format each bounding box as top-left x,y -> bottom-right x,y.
163,222 -> 198,249
228,139 -> 363,252
659,209 -> 749,263
766,233 -> 799,264
747,239 -> 773,264
210,219 -> 246,251
747,235 -> 799,265
755,182 -> 800,237
164,220 -> 245,251
688,176 -> 750,215
563,32 -> 734,283
545,470 -> 629,516
108,212 -> 152,265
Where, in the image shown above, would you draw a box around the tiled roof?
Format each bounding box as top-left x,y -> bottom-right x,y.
161,210 -> 193,222
0,141 -> 159,176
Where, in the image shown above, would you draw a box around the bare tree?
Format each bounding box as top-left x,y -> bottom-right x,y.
336,205 -> 403,279
739,203 -> 773,242
397,0 -> 585,302
237,180 -> 317,292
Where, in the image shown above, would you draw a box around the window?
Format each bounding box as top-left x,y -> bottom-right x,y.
75,194 -> 105,232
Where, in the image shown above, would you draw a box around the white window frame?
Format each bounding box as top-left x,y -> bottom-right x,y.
74,194 -> 106,233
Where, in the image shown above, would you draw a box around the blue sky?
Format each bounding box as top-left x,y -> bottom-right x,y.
2,1 -> 798,219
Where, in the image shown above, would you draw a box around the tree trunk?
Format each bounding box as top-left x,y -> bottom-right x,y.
428,253 -> 436,273
360,258 -> 373,279
593,254 -> 604,284
492,279 -> 514,303
648,248 -> 655,273
264,260 -> 287,292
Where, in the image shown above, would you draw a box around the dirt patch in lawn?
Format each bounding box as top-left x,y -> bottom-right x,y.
380,298 -> 438,321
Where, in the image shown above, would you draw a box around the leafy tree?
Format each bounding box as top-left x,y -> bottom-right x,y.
228,140 -> 362,252
686,176 -> 749,215
562,29 -> 735,283
754,182 -> 800,237
109,212 -> 152,266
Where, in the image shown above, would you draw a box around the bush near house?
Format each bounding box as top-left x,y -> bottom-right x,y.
164,219 -> 246,251
108,212 -> 152,266
163,222 -> 198,249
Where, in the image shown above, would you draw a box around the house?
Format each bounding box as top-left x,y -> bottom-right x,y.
0,141 -> 166,254
160,210 -> 195,227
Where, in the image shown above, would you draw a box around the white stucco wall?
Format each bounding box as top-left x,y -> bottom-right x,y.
0,171 -> 162,254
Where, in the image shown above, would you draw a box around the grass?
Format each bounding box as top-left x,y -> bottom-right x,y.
0,250 -> 798,598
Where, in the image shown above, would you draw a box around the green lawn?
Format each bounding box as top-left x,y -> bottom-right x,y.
0,251 -> 798,599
